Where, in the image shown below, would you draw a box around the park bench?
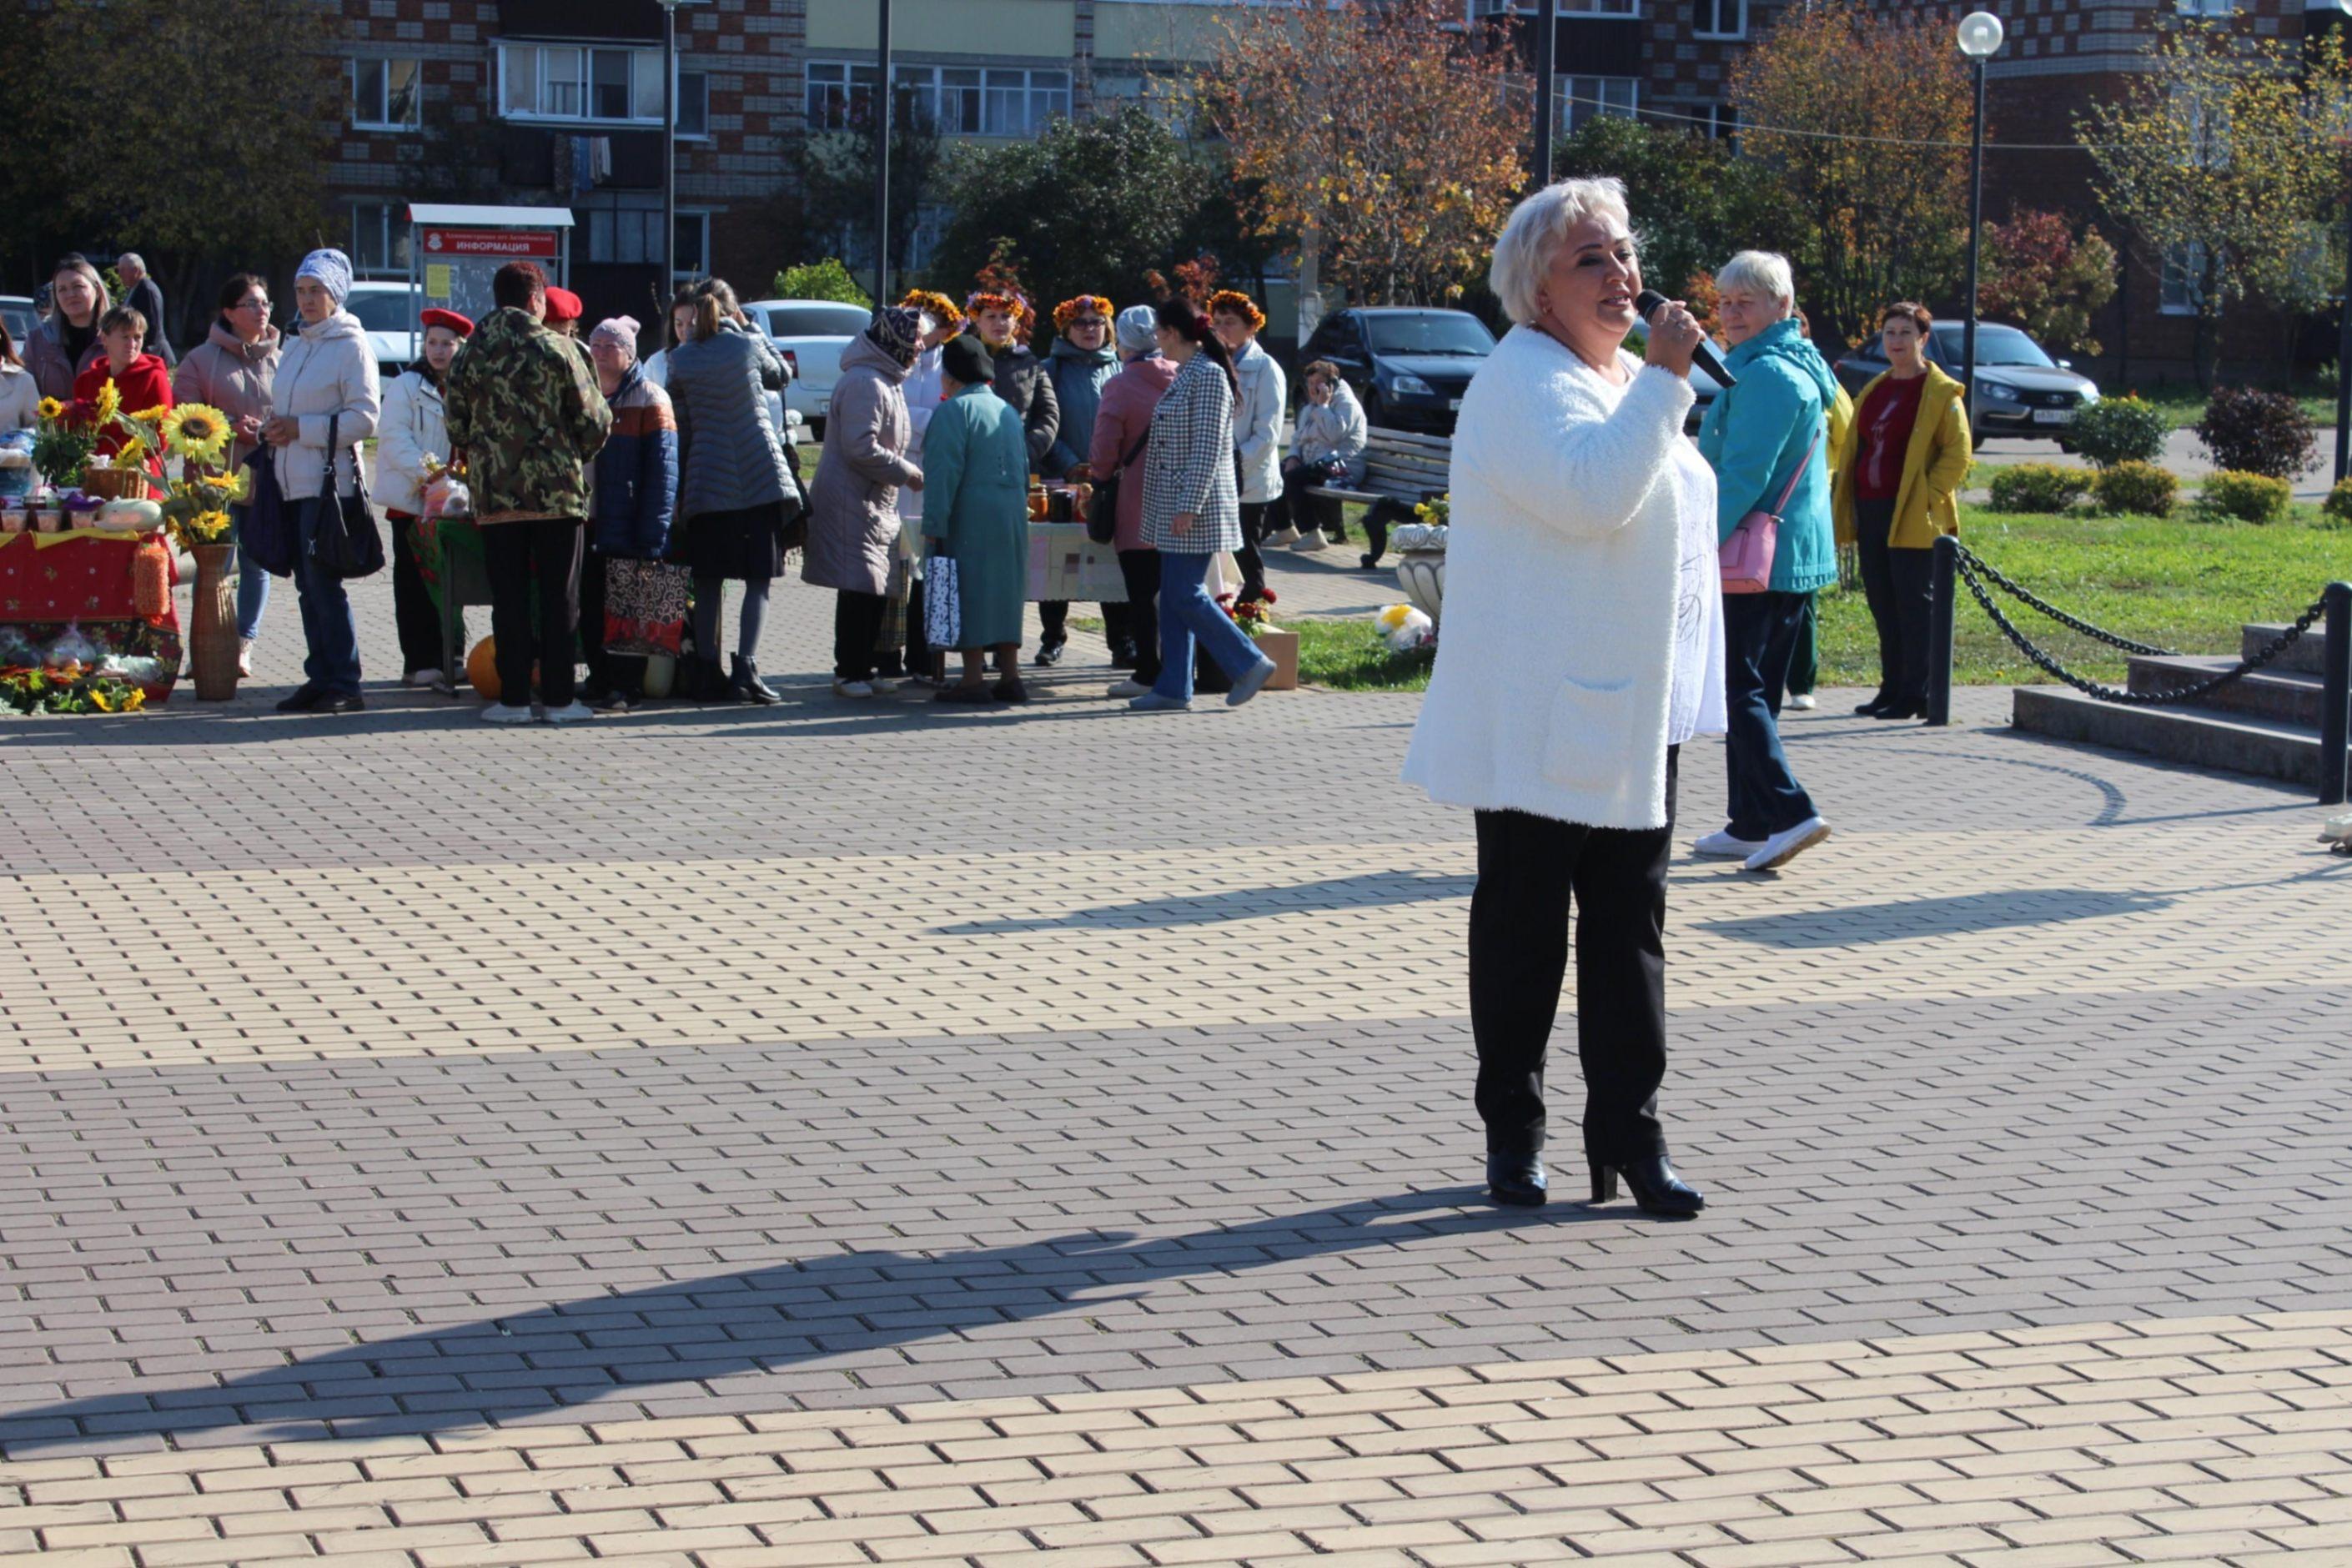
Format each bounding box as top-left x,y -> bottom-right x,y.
1297,425 -> 1452,561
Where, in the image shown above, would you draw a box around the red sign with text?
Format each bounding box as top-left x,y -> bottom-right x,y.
420,228 -> 560,259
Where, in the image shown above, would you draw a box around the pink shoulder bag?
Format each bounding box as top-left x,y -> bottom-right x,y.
1720,424 -> 1822,596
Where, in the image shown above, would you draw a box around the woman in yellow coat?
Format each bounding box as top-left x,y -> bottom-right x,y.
1832,301 -> 1973,721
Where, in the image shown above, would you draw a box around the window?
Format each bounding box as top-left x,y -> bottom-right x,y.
1558,75 -> 1638,131
1693,0 -> 1745,38
2161,243 -> 2208,315
353,58 -> 421,130
2176,0 -> 2235,13
1704,103 -> 1739,143
811,62 -> 1065,136
351,203 -> 411,276
806,61 -> 878,129
582,207 -> 706,279
499,43 -> 698,126
983,68 -> 1068,135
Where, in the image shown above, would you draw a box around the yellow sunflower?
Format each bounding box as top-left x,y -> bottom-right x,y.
37,396 -> 65,423
115,436 -> 147,469
162,405 -> 233,465
202,469 -> 251,503
93,381 -> 120,426
130,405 -> 170,426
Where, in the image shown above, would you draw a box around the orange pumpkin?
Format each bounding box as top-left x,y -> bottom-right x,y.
465,636 -> 501,701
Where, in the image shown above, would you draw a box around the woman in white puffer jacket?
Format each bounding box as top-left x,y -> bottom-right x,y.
1210,290 -> 1285,603
375,308 -> 471,686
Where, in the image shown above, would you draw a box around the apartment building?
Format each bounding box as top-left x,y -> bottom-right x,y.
329,0 -> 2344,370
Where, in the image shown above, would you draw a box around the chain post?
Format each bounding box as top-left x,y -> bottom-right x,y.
2322,581 -> 2351,807
1927,535 -> 1958,726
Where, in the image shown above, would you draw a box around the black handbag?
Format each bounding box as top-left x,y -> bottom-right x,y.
239,447 -> 298,578
309,413 -> 386,580
1087,425 -> 1150,545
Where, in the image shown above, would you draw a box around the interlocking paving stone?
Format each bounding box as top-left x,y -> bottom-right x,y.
7,558 -> 2350,1560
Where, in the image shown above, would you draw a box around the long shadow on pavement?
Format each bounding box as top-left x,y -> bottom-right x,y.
934,870 -> 1474,934
0,1189 -> 1621,1452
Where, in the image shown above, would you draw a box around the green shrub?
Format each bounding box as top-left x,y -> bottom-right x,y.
1987,462 -> 2089,514
2194,387 -> 2317,480
771,259 -> 872,308
2324,477 -> 2352,525
2199,470 -> 2292,524
2068,396 -> 2169,468
2090,460 -> 2179,517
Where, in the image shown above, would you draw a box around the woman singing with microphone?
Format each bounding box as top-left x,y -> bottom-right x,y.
1402,177 -> 1725,1216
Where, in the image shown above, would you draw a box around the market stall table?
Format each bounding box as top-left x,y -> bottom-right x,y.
0,526 -> 182,703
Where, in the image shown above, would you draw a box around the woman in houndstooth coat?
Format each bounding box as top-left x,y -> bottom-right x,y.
1128,299 -> 1278,712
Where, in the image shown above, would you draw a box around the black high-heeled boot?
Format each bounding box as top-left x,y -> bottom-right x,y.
730,654 -> 779,705
1854,690 -> 1892,716
1589,1154 -> 1705,1217
1485,1151 -> 1547,1208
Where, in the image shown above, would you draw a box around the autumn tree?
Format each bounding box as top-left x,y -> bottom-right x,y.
1179,0 -> 1525,306
1979,210 -> 2119,358
1,0 -> 341,344
2078,18 -> 2352,388
1731,0 -> 1973,349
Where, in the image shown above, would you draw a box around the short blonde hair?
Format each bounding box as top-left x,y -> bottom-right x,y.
1489,178 -> 1634,326
1717,250 -> 1797,316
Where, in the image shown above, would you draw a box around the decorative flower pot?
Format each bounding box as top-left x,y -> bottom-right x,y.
188,543 -> 241,700
1254,627 -> 1299,691
1390,521 -> 1447,626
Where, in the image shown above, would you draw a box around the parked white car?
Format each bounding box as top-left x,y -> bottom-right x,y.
1,296 -> 34,353
342,281 -> 420,384
738,299 -> 869,433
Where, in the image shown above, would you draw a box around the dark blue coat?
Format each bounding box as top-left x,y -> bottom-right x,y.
590,364 -> 679,559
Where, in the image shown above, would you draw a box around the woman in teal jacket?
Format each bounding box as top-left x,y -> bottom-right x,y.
922,333 -> 1035,704
1693,250 -> 1847,874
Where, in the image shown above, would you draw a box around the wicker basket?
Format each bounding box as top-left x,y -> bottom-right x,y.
79,467 -> 154,502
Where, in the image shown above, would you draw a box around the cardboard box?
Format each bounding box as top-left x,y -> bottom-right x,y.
1025,522 -> 1127,602
1255,627 -> 1299,691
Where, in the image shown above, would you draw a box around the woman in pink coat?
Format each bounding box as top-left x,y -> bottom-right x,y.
1086,306 -> 1178,700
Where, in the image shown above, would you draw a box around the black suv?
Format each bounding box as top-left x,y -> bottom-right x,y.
1298,307 -> 1496,433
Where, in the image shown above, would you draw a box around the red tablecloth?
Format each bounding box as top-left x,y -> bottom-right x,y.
0,529 -> 182,701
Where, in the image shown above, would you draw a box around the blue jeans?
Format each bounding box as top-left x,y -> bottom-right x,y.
292,497 -> 361,695
1721,590 -> 1817,840
1153,550 -> 1270,702
228,502 -> 271,642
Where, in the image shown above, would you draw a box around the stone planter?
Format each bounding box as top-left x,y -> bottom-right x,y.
1390,521 -> 1448,626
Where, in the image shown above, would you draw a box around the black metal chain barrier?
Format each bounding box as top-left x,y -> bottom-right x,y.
1951,543 -> 2329,706
1954,545 -> 2178,656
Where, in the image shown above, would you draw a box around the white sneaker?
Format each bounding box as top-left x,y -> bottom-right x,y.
1290,532 -> 1329,553
1743,816 -> 1832,873
481,702 -> 535,725
407,667 -> 445,689
1108,677 -> 1152,698
869,676 -> 902,693
832,679 -> 875,699
1692,829 -> 1766,859
1789,692 -> 1817,711
1264,525 -> 1301,546
543,700 -> 594,724
237,638 -> 254,678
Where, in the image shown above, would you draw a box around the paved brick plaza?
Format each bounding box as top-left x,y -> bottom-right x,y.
4,551 -> 2350,1565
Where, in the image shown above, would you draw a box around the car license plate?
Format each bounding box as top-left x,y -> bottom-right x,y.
1448,398 -> 1463,411
2033,407 -> 2075,425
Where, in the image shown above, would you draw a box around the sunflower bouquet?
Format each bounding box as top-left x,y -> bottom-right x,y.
31,396 -> 96,489
146,406 -> 242,548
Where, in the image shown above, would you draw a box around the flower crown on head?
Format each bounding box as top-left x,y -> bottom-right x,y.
1053,295 -> 1115,332
899,289 -> 964,329
1207,290 -> 1265,329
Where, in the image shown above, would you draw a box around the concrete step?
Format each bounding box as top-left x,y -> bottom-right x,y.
2013,685 -> 2346,789
2128,654 -> 2334,727
2240,621 -> 2331,677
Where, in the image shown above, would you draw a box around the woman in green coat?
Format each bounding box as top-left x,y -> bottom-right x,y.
921,334 -> 1034,703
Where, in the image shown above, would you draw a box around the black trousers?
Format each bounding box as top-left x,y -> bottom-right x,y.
1855,504 -> 1936,706
481,517 -> 583,708
1038,599 -> 1068,648
1116,547 -> 1162,686
1469,747 -> 1678,1164
1235,500 -> 1269,601
388,513 -> 444,676
835,588 -> 887,681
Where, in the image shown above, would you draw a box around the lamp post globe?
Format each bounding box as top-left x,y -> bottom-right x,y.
1956,10 -> 2003,425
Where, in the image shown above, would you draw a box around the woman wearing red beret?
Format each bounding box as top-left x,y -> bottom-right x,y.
379,306 -> 473,685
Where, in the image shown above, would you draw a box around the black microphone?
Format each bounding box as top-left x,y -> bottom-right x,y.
1636,289 -> 1735,389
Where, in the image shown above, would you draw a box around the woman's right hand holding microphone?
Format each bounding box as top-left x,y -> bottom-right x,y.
1641,299 -> 1703,379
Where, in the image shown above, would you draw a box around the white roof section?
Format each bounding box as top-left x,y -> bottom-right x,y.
405,204 -> 576,229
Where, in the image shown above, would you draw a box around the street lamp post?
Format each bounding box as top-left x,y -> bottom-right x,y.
1957,11 -> 2004,429
2337,143 -> 2351,485
657,0 -> 685,303
873,0 -> 893,307
1533,0 -> 1557,188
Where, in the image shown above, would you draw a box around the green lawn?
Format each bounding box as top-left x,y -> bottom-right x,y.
1264,507 -> 2349,692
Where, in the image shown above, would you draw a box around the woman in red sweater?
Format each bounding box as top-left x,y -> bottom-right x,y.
73,304 -> 174,466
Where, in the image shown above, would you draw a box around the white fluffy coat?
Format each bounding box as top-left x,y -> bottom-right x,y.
1401,326 -> 1708,832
